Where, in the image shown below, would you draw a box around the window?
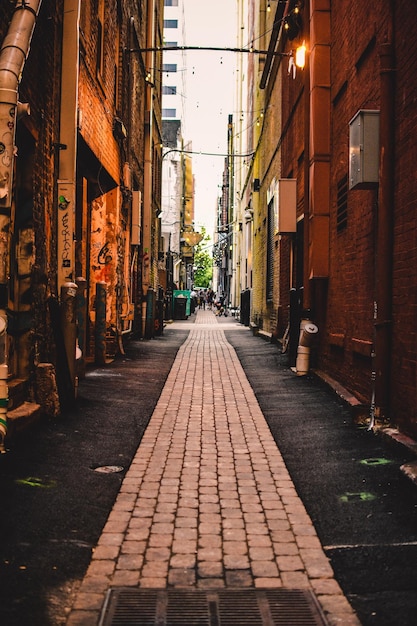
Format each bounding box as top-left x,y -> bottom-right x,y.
162,108 -> 177,118
97,0 -> 105,78
163,63 -> 177,73
164,0 -> 179,6
162,86 -> 177,95
164,20 -> 178,28
337,174 -> 348,232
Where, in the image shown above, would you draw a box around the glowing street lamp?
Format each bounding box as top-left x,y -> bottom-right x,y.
295,42 -> 306,69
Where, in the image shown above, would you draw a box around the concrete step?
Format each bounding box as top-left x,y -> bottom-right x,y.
6,401 -> 42,440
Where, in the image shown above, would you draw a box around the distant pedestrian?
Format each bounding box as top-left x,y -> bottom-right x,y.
199,290 -> 206,309
207,289 -> 214,310
190,289 -> 197,313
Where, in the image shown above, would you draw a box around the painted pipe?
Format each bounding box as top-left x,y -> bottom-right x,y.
60,282 -> 78,398
0,313 -> 7,452
95,281 -> 107,365
0,0 -> 42,215
57,0 -> 81,290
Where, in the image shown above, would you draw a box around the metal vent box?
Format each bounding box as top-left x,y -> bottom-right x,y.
349,110 -> 380,189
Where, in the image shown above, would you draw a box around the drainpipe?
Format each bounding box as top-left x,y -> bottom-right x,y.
372,34 -> 395,425
0,0 -> 42,451
142,0 -> 155,337
57,0 -> 80,291
56,0 -> 80,403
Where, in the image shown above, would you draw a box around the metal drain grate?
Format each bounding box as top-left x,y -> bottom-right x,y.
100,588 -> 329,626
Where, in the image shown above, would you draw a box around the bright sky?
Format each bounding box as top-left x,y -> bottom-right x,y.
182,0 -> 238,237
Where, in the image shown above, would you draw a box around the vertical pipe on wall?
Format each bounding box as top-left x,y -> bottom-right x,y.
95,281 -> 107,365
0,0 -> 42,448
57,0 -> 81,291
373,32 -> 395,422
302,0 -> 310,310
142,0 -> 155,337
60,282 -> 78,396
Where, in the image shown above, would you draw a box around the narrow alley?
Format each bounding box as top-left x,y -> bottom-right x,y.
1,309 -> 417,626
66,309 -> 359,626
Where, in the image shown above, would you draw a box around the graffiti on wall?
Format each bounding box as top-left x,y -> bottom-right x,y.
98,241 -> 112,265
58,197 -> 71,269
0,105 -> 15,204
57,183 -> 75,289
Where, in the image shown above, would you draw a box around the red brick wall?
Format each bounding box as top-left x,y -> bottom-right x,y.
320,0 -> 417,437
11,0 -> 62,365
78,1 -> 120,183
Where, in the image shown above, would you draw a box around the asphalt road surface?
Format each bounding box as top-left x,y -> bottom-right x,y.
0,330 -> 188,626
0,320 -> 417,626
225,326 -> 417,626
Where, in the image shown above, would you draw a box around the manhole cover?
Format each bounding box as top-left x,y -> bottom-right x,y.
100,588 -> 328,626
93,465 -> 124,474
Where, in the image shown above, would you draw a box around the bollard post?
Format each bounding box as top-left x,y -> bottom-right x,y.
60,282 -> 78,398
95,281 -> 107,365
145,288 -> 155,339
296,320 -> 319,376
75,277 -> 87,377
0,312 -> 7,453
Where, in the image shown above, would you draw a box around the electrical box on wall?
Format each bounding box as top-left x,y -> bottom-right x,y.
349,109 -> 380,190
277,179 -> 297,233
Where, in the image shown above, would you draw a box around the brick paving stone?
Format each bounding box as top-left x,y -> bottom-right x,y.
66,311 -> 362,626
148,534 -> 173,548
139,577 -> 167,588
254,578 -> 283,588
92,545 -> 120,560
199,534 -> 222,548
223,541 -> 247,555
198,561 -> 224,577
121,540 -> 146,554
248,546 -> 275,560
198,578 -> 226,589
225,570 -> 253,586
224,554 -> 250,569
276,555 -> 304,572
79,576 -> 110,594
72,593 -> 103,611
251,560 -> 279,577
116,554 -> 144,570
111,570 -> 141,586
273,541 -> 298,555
170,553 -> 196,568
168,568 -> 195,586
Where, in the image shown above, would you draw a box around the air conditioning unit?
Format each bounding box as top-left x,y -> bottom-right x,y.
349,110 -> 380,189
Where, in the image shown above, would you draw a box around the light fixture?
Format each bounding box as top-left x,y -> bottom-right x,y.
267,1 -> 271,11
295,42 -> 306,69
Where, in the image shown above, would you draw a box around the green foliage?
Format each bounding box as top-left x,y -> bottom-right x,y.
193,227 -> 213,288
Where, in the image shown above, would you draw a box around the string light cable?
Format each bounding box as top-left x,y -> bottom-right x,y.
162,148 -> 256,161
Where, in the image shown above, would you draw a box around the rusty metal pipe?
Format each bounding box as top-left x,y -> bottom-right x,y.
0,0 -> 42,211
0,0 -> 42,449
